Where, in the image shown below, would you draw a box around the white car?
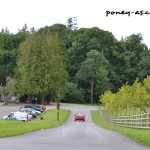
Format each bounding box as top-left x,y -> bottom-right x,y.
20,108 -> 41,115
3,112 -> 32,121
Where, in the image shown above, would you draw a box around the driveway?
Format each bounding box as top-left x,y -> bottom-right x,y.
0,103 -> 149,150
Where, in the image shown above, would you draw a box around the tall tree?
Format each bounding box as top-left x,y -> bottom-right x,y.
95,68 -> 110,100
0,76 -> 16,105
138,50 -> 150,80
0,31 -> 23,85
16,27 -> 69,104
123,34 -> 148,83
67,17 -> 78,30
77,50 -> 108,103
66,27 -> 115,81
107,34 -> 148,92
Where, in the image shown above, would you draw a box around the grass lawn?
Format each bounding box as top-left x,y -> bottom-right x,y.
0,109 -> 70,138
91,110 -> 150,148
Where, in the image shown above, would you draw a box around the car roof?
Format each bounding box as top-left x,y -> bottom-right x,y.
14,111 -> 27,114
75,112 -> 84,114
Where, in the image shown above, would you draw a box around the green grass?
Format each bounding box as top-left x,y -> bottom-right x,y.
91,110 -> 150,147
0,109 -> 70,138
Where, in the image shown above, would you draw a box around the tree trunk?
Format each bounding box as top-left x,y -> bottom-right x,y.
48,95 -> 53,104
41,96 -> 45,104
56,102 -> 60,110
3,94 -> 8,105
90,79 -> 94,104
27,95 -> 32,103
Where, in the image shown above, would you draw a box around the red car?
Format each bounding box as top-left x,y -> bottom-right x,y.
74,112 -> 85,121
41,105 -> 46,111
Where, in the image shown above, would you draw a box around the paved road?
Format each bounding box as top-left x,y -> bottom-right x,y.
0,103 -> 149,150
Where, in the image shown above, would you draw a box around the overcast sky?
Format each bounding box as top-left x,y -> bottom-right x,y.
1,0 -> 150,48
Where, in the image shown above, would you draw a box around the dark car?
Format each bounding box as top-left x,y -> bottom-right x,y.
24,105 -> 43,113
34,105 -> 44,113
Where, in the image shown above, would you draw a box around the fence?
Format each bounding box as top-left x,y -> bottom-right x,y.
100,107 -> 150,129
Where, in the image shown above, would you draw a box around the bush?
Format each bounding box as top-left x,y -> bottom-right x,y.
62,82 -> 85,103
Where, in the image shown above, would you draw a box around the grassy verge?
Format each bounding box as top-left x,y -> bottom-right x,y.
91,110 -> 150,147
0,109 -> 70,138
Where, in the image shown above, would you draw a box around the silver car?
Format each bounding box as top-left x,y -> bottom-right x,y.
20,108 -> 41,118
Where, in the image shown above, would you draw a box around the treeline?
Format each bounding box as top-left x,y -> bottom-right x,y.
0,23 -> 150,104
100,76 -> 150,112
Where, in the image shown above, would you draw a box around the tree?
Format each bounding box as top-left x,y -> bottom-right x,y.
67,17 -> 78,30
95,68 -> 110,100
142,76 -> 150,109
0,27 -> 10,34
16,27 -> 69,104
0,27 -> 29,86
105,34 -> 148,92
18,23 -> 29,33
66,27 -> 115,81
138,50 -> 150,80
100,77 -> 150,113
77,50 -> 108,103
62,82 -> 84,103
0,76 -> 16,105
122,34 -> 148,83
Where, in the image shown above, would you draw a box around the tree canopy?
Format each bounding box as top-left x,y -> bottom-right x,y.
77,50 -> 108,103
16,27 -> 69,103
0,23 -> 149,104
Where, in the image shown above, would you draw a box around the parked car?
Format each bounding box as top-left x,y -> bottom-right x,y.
74,112 -> 85,121
20,107 -> 41,116
24,105 -> 43,113
20,108 -> 38,118
34,105 -> 44,112
3,112 -> 32,121
41,105 -> 46,111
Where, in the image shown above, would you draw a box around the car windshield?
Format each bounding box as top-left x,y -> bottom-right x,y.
76,112 -> 84,115
35,105 -> 41,108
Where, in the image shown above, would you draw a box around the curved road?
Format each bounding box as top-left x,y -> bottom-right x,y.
0,103 -> 149,150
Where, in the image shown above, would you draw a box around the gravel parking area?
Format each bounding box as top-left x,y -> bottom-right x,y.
0,102 -> 55,119
0,103 -> 23,119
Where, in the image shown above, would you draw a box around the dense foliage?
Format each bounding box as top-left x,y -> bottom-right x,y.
16,27 -> 69,104
100,76 -> 150,112
0,23 -> 149,104
77,50 -> 108,103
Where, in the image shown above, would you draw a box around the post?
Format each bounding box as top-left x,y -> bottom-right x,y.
146,113 -> 149,128
57,111 -> 59,121
90,79 -> 94,104
27,114 -> 28,122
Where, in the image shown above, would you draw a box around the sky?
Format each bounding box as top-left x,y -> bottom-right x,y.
0,0 -> 150,48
